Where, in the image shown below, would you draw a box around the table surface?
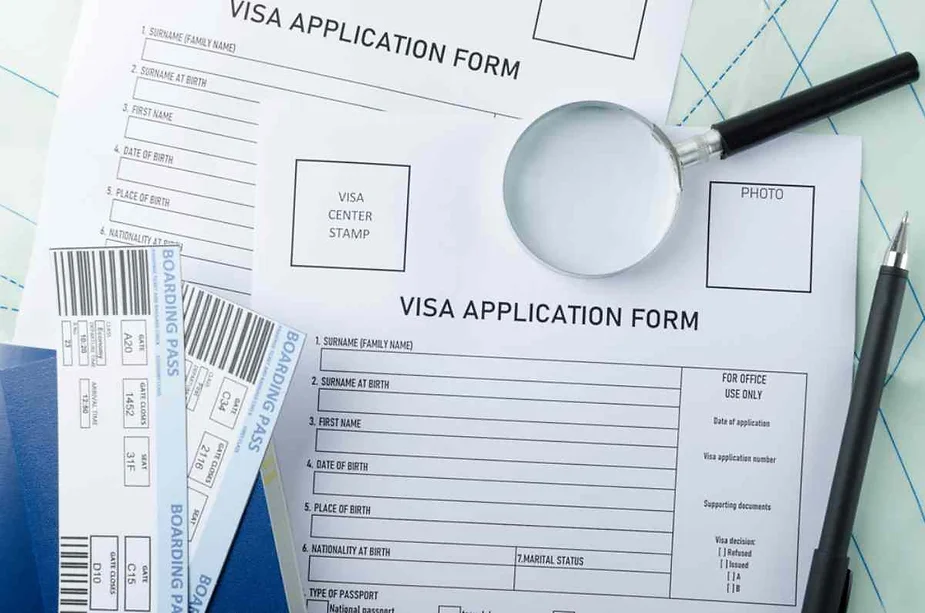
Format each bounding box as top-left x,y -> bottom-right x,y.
1,1 -> 923,610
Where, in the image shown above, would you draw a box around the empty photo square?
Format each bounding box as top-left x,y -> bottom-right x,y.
707,183 -> 815,293
533,0 -> 649,59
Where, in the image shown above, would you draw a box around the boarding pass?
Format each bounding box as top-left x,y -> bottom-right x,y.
54,246 -> 187,613
181,284 -> 305,612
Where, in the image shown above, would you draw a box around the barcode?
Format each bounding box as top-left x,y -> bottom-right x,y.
182,284 -> 276,384
53,248 -> 152,317
58,536 -> 89,612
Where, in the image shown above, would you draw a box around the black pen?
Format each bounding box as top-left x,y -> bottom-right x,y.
802,213 -> 910,613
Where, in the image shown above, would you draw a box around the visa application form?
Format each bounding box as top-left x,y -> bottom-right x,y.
13,5 -> 690,601
252,109 -> 862,612
15,0 -> 691,337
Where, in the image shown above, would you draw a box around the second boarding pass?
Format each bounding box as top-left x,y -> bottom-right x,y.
181,283 -> 305,612
54,246 -> 188,613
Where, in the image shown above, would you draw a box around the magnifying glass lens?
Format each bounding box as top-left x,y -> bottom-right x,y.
503,103 -> 681,277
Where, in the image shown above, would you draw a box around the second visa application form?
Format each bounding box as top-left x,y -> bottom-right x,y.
252,109 -> 862,612
15,0 -> 692,333
13,2 -> 693,609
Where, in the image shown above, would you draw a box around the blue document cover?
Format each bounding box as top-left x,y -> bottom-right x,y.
0,345 -> 55,613
0,344 -> 288,612
0,399 -> 43,612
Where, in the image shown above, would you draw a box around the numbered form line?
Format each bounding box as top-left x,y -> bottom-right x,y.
140,37 -> 521,119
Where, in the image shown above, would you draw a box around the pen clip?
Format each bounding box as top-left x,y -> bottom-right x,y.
838,568 -> 853,613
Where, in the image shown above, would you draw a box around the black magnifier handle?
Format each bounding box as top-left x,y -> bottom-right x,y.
713,52 -> 919,157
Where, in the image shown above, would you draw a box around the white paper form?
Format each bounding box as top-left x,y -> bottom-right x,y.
15,0 -> 691,345
252,109 -> 861,613
53,246 -> 187,613
12,6 -> 690,603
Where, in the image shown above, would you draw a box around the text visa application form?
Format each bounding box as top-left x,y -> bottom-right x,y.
15,0 -> 691,337
252,110 -> 861,612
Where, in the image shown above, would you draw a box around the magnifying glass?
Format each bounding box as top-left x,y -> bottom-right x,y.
503,52 -> 919,277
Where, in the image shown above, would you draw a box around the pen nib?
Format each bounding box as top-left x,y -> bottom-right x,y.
884,212 -> 910,269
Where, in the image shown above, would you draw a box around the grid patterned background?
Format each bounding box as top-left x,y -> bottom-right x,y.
1,1 -> 923,610
675,2 -> 925,610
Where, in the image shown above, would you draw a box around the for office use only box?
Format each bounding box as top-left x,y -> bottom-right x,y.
54,246 -> 187,613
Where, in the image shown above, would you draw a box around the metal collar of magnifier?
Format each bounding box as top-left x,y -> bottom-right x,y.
674,130 -> 723,167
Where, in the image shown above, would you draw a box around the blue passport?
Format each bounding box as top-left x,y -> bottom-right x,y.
0,348 -> 44,612
0,344 -> 288,612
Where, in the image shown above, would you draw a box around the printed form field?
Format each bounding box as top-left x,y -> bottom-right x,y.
305,349 -> 809,606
